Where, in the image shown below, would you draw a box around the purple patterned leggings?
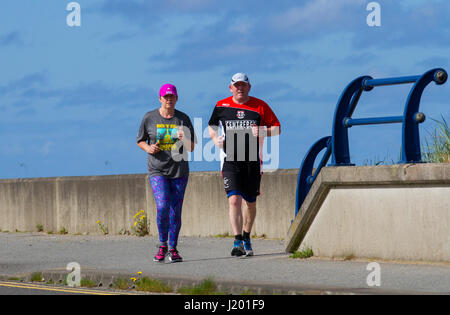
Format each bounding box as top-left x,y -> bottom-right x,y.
149,176 -> 189,249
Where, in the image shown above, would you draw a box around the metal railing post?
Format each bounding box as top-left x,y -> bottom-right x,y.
295,136 -> 331,218
401,68 -> 447,162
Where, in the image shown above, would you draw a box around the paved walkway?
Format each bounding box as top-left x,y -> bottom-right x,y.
1,233 -> 449,294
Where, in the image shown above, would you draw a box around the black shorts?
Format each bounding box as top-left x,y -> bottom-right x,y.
222,161 -> 262,202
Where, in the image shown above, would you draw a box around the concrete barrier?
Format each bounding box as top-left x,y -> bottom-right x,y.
286,163 -> 450,263
0,170 -> 297,239
1,164 -> 449,263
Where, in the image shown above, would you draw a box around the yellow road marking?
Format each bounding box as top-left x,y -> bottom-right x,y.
0,281 -> 126,295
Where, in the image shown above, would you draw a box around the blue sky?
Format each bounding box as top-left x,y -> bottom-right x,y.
0,0 -> 449,178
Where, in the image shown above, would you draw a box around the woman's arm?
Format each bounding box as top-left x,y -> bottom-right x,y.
137,141 -> 160,155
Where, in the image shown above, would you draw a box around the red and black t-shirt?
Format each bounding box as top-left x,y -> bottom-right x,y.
208,96 -> 280,164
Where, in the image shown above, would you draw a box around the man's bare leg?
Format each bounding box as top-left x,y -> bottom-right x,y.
228,195 -> 243,236
243,200 -> 257,234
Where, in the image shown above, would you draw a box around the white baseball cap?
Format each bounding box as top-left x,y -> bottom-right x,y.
230,73 -> 250,85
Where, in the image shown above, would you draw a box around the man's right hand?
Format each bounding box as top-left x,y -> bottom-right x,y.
214,135 -> 225,149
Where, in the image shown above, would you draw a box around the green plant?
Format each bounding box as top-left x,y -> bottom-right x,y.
214,232 -> 231,238
362,157 -> 390,166
36,224 -> 44,232
289,247 -> 314,259
422,115 -> 450,163
80,278 -> 97,288
362,149 -> 398,166
134,276 -> 172,293
240,289 -> 257,295
132,210 -> 150,237
58,227 -> 68,235
30,272 -> 44,282
96,220 -> 109,235
8,277 -> 21,281
112,278 -> 130,290
119,228 -> 130,235
177,278 -> 224,295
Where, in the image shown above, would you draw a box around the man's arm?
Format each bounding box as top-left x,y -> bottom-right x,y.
259,101 -> 281,137
252,125 -> 281,137
266,125 -> 281,137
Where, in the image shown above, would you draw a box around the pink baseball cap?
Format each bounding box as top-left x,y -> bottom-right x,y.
159,84 -> 178,97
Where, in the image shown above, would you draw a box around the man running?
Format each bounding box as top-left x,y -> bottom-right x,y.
208,73 -> 281,256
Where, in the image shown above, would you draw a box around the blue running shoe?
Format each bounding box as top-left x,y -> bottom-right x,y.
231,240 -> 245,257
243,238 -> 253,256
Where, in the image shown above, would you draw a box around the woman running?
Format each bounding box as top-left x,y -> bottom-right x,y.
137,83 -> 196,263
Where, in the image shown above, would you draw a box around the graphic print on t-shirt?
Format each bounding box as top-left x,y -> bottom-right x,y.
156,124 -> 179,151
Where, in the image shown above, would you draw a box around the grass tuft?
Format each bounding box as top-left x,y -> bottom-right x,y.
177,278 -> 224,295
30,272 -> 44,282
289,247 -> 314,259
112,278 -> 130,290
422,115 -> 450,163
80,278 -> 97,288
135,277 -> 172,293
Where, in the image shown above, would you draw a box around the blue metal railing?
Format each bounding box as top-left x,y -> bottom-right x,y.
294,68 -> 447,218
295,136 -> 331,217
332,68 -> 447,165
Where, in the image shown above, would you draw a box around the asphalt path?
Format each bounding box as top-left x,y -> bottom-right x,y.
0,233 -> 449,295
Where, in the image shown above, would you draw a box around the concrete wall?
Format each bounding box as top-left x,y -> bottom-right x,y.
1,164 -> 449,263
286,163 -> 450,263
303,186 -> 450,262
0,170 -> 297,238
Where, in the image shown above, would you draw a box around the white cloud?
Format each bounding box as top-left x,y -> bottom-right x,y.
40,141 -> 53,156
165,0 -> 216,11
228,19 -> 255,35
270,0 -> 365,32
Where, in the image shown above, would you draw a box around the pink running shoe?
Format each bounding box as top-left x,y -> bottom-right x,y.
168,248 -> 183,263
153,246 -> 168,262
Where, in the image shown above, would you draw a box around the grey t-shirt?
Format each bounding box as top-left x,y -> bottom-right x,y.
136,108 -> 196,179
